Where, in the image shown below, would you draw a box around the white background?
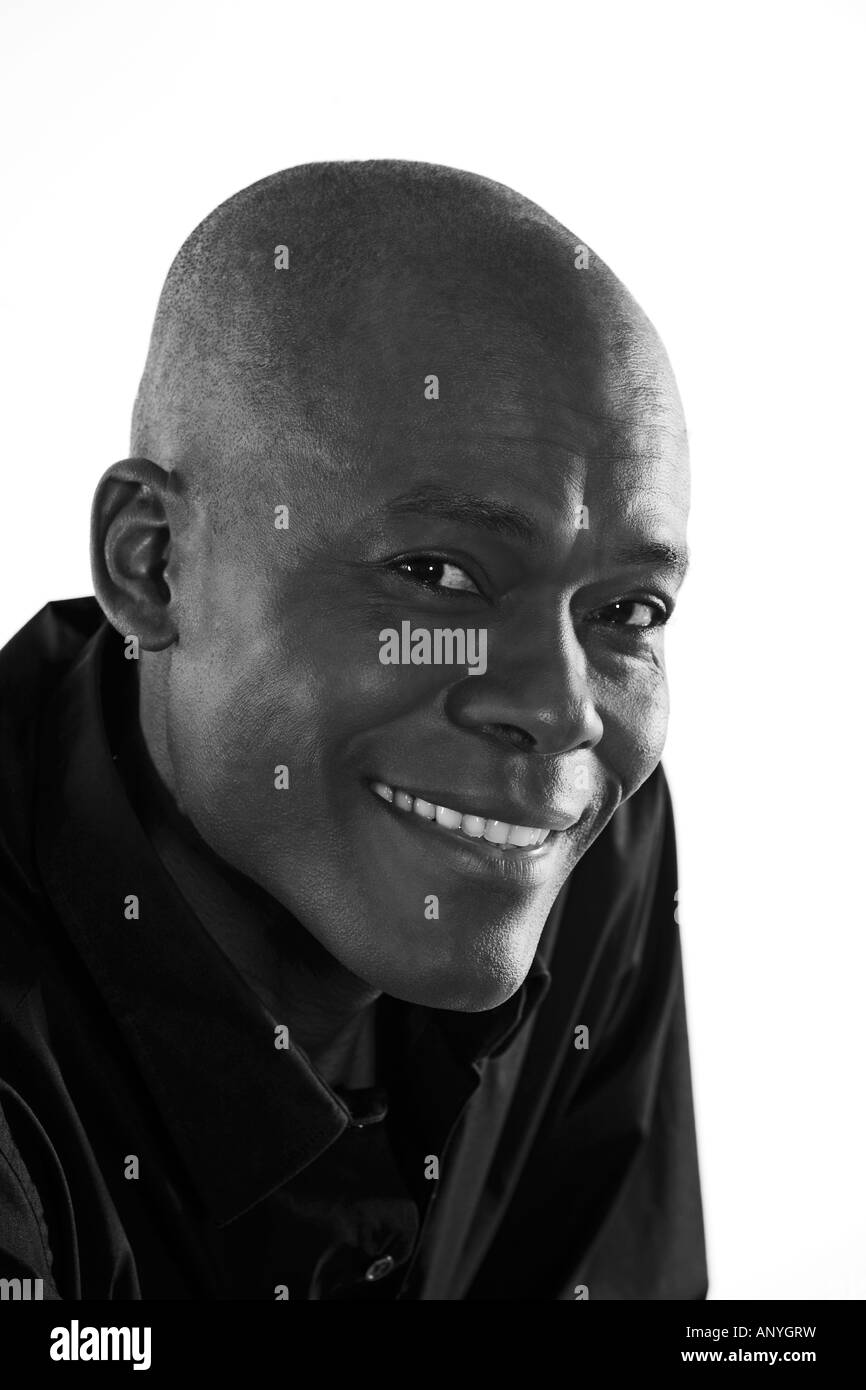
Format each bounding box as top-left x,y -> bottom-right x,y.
2,0 -> 863,1300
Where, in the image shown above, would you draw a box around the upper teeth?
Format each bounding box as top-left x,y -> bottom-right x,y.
371,781 -> 551,848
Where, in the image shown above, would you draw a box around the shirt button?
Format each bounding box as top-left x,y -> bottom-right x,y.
364,1255 -> 395,1282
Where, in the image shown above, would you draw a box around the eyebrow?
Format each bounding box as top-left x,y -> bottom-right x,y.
386,486 -> 537,543
608,539 -> 691,579
382,484 -> 690,578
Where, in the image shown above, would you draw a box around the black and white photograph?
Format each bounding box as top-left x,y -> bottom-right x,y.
0,0 -> 862,1365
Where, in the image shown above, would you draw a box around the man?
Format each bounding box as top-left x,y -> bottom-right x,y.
0,161 -> 706,1299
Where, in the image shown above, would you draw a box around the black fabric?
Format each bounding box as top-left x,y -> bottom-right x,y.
0,599 -> 707,1299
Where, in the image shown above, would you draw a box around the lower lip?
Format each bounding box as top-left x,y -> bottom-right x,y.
367,784 -> 565,883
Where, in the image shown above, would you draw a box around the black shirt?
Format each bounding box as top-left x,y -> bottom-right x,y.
0,599 -> 707,1299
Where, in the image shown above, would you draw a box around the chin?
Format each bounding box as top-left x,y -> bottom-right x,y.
359,950 -> 528,1013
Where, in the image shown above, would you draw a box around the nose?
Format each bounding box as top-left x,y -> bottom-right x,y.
444,605 -> 604,756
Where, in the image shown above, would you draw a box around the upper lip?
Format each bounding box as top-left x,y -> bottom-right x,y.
371,779 -> 582,832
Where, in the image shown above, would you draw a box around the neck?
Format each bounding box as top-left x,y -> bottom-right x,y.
117,665 -> 380,1089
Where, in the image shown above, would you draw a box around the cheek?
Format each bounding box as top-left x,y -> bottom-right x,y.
161,615 -> 427,853
596,653 -> 670,797
164,646 -> 293,853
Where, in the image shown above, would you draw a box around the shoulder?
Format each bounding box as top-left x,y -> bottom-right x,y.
549,764 -> 679,1015
0,1079 -> 60,1288
0,597 -> 103,901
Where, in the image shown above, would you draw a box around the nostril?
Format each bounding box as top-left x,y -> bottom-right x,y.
486,723 -> 535,751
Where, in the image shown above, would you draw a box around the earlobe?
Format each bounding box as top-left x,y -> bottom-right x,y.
90,458 -> 178,651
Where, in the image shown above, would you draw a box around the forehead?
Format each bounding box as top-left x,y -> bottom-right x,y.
349,437 -> 690,570
210,265 -> 689,549
287,311 -> 688,543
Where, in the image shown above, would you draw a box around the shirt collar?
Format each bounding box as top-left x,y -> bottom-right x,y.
33,606 -> 552,1225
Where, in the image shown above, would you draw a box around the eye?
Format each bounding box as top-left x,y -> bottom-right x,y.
590,598 -> 668,629
391,556 -> 481,595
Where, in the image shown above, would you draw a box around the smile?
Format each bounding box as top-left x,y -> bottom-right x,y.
371,780 -> 553,850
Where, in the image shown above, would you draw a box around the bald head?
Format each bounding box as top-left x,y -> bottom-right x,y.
131,160 -> 680,512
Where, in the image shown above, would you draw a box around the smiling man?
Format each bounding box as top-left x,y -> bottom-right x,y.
0,161 -> 706,1300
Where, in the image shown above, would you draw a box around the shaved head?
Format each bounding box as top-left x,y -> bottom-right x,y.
131,161 -> 682,519
95,160 -> 689,1014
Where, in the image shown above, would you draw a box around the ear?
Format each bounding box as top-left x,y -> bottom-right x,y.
90,458 -> 178,651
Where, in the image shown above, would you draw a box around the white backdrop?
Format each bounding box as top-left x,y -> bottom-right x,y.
2,0 -> 863,1301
